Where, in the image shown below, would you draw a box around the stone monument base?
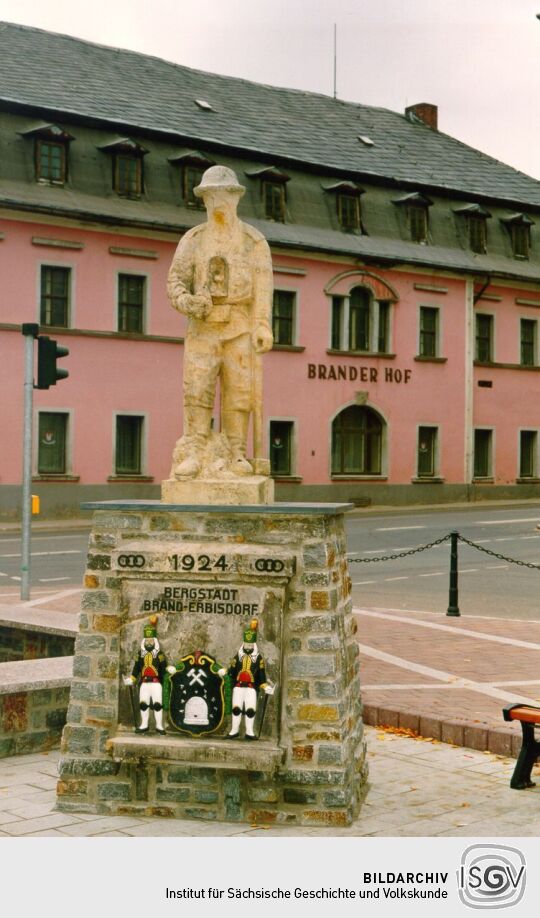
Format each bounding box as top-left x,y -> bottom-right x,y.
57,501 -> 368,827
161,476 -> 274,505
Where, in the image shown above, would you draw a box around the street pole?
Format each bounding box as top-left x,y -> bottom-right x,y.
446,529 -> 461,617
21,324 -> 38,601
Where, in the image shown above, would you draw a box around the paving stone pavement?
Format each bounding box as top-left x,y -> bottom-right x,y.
0,728 -> 537,837
356,607 -> 540,753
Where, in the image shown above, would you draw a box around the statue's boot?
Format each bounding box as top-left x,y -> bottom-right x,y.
223,409 -> 253,476
173,406 -> 212,479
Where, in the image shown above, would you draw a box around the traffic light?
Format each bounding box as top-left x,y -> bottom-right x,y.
36,335 -> 69,389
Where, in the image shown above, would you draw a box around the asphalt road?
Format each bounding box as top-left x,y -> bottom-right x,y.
345,504 -> 540,620
1,503 -> 540,618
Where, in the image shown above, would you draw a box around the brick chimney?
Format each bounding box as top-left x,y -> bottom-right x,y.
405,103 -> 438,130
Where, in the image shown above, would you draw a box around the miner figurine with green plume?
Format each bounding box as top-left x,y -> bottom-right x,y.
224,618 -> 274,740
124,615 -> 176,734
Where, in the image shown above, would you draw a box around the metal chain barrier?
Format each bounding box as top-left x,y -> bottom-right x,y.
348,533 -> 451,563
457,534 -> 540,570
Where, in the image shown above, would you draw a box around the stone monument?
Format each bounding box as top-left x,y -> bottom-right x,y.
162,165 -> 274,506
57,167 -> 367,827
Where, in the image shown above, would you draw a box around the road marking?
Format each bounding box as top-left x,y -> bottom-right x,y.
23,588 -> 82,607
39,577 -> 71,583
384,576 -> 409,582
0,550 -> 83,558
486,564 -> 508,570
10,577 -> 20,582
494,538 -> 513,543
361,679 -> 540,690
0,535 -> 87,543
357,642 -> 538,704
459,568 -> 479,573
0,573 -> 7,578
355,608 -> 540,650
419,572 -> 445,578
352,581 -> 376,585
474,517 -> 540,525
376,525 -> 426,532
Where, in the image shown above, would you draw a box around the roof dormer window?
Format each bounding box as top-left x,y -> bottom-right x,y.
99,138 -> 149,199
454,204 -> 491,254
501,213 -> 534,259
392,192 -> 433,244
20,123 -> 74,186
323,181 -> 364,233
246,166 -> 290,223
168,150 -> 215,208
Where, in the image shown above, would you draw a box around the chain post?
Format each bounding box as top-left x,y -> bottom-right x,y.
446,530 -> 460,617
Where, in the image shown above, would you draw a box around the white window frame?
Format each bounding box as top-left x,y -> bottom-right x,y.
34,408 -> 74,476
519,316 -> 537,367
415,423 -> 440,478
473,426 -> 495,479
272,287 -> 299,347
329,288 -> 392,354
328,400 -> 388,479
115,269 -> 150,334
474,310 -> 495,363
518,428 -> 539,479
112,410 -> 148,476
267,416 -> 297,477
417,304 -> 442,358
37,261 -> 75,328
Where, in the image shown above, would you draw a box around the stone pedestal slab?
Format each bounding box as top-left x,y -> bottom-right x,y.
57,501 -> 368,827
161,476 -> 274,505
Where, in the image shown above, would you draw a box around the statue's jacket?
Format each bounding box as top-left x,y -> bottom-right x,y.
167,220 -> 273,341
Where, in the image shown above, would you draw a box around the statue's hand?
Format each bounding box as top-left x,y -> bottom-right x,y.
179,291 -> 212,319
166,666 -> 177,675
252,325 -> 274,354
123,675 -> 136,686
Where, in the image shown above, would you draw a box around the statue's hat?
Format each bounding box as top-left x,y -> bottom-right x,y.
243,618 -> 258,644
143,615 -> 158,639
194,165 -> 245,198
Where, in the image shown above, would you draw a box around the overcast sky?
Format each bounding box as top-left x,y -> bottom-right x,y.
1,0 -> 539,179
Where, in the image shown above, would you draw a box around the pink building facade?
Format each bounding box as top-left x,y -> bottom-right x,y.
1,24 -> 540,515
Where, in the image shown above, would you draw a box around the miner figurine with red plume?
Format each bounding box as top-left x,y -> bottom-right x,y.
124,615 -> 176,734
224,618 -> 274,740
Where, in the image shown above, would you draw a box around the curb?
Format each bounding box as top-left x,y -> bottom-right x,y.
363,703 -> 521,759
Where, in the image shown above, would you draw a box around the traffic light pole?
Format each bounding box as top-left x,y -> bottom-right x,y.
21,325 -> 38,600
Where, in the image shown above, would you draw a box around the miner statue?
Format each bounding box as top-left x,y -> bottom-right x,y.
166,165 -> 274,487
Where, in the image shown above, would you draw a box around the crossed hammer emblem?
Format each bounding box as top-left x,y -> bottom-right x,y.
187,667 -> 206,687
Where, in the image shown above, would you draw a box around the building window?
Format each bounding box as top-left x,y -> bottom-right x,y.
36,140 -> 67,184
183,166 -> 204,206
263,181 -> 285,222
118,274 -> 145,333
521,319 -> 537,367
409,206 -> 428,243
272,291 -> 295,346
474,429 -> 492,478
469,216 -> 487,254
419,306 -> 439,357
331,405 -> 383,476
475,314 -> 494,362
40,266 -> 70,327
38,412 -> 68,475
337,193 -> 360,233
115,415 -> 143,475
520,431 -> 537,478
114,155 -> 143,197
417,427 -> 438,477
349,286 -> 370,350
510,223 -> 531,259
270,420 -> 293,476
331,287 -> 390,353
331,296 -> 344,350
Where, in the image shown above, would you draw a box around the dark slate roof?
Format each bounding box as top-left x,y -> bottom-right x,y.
1,21 -> 540,207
